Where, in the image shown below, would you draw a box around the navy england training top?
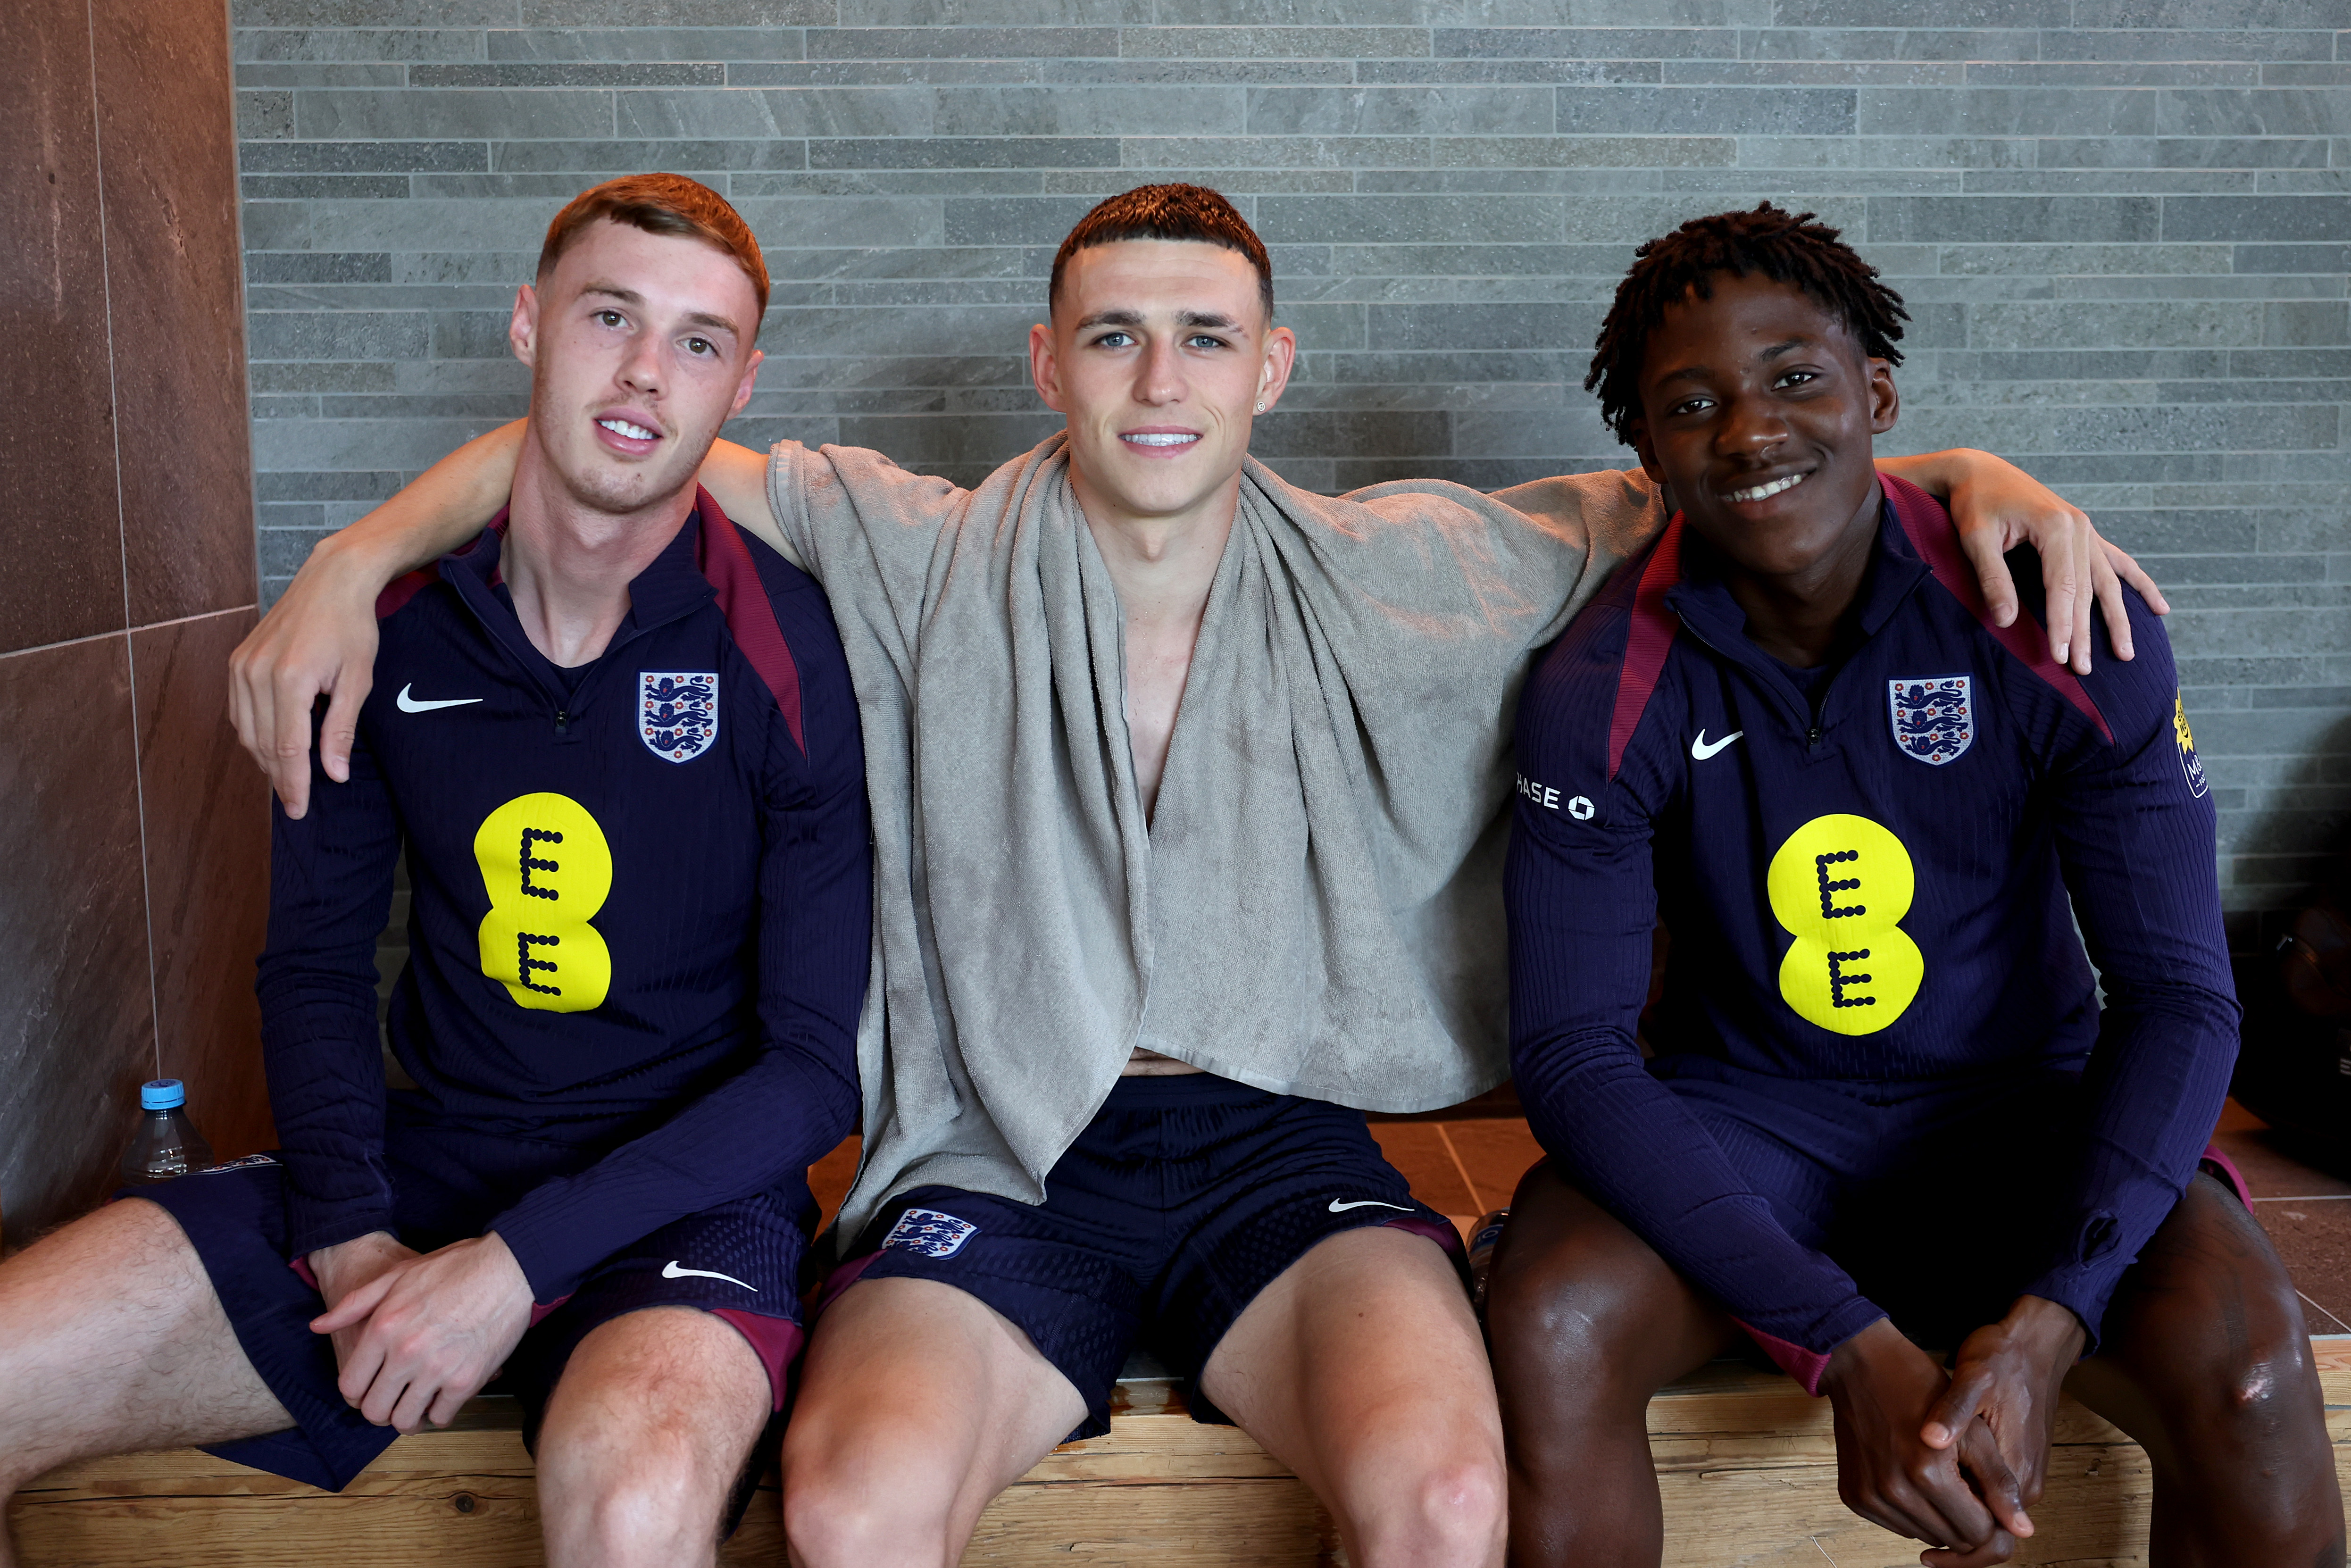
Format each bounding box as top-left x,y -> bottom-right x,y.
1507,475 -> 2235,1388
256,490 -> 871,1302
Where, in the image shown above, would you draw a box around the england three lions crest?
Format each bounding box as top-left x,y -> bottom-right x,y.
1888,676 -> 1973,766
639,672 -> 717,763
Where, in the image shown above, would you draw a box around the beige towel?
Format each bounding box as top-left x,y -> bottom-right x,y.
768,433 -> 1666,1239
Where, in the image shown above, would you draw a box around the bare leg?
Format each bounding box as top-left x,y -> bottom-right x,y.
2065,1174 -> 2344,1568
1201,1225 -> 1508,1568
534,1306 -> 774,1568
0,1199 -> 294,1568
780,1278 -> 1087,1568
1483,1164 -> 1744,1568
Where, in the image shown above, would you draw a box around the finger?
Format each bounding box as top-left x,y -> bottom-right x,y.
318,674 -> 367,787
1922,1365 -> 1993,1449
269,670 -> 318,819
2041,518 -> 2081,670
1922,1527 -> 2019,1568
359,1365 -> 412,1427
1871,1477 -> 1981,1563
310,1270 -> 398,1335
1907,1457 -> 2001,1558
2070,516 -> 2097,675
1957,1418 -> 2032,1539
389,1372 -> 440,1435
1960,518 -> 2022,630
2088,538 -> 2134,662
2107,539 -> 2168,616
335,1333 -> 385,1409
227,644 -> 261,775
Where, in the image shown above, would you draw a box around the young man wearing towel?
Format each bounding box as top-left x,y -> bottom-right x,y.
225,183 -> 2156,1567
0,175 -> 871,1568
1487,205 -> 2339,1567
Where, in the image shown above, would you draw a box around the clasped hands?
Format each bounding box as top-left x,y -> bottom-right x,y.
305,1230 -> 536,1433
1821,1299 -> 2088,1568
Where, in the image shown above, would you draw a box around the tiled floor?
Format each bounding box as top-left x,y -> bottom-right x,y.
809,1099 -> 2351,1339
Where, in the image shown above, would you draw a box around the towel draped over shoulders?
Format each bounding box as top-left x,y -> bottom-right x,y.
768,432 -> 1666,1239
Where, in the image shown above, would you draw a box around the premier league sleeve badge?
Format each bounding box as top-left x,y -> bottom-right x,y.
639,671 -> 718,763
1888,675 -> 1974,766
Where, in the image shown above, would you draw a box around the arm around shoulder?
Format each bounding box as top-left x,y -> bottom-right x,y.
229,420 -> 525,817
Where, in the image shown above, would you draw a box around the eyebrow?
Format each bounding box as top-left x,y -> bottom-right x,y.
1073,308 -> 1245,333
581,283 -> 740,339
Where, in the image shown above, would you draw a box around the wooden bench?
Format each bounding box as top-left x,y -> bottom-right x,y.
17,1342 -> 2351,1566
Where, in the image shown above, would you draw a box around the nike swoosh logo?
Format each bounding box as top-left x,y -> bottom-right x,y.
661,1260 -> 757,1291
397,684 -> 484,714
1328,1199 -> 1415,1214
1691,728 -> 1744,761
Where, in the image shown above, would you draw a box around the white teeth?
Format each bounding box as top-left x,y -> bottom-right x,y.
1722,471 -> 1808,504
1123,432 -> 1198,447
600,417 -> 657,441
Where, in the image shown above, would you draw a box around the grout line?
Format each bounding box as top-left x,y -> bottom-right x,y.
0,604 -> 258,665
2299,1291 -> 2351,1335
1434,1122 -> 1484,1215
2254,1193 -> 2351,1203
83,0 -> 164,1085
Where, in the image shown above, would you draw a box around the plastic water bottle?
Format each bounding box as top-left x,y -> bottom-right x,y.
119,1079 -> 213,1183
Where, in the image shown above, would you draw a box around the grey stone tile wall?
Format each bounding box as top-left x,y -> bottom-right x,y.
232,5 -> 2351,948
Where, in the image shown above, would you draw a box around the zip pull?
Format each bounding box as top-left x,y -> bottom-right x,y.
1806,724 -> 1822,752
554,709 -> 569,735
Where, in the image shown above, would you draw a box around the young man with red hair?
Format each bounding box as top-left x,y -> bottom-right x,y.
0,175 -> 871,1568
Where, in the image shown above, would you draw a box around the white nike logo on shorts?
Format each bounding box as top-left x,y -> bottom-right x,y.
661,1259 -> 757,1291
397,683 -> 484,713
1690,728 -> 1744,760
1328,1199 -> 1415,1214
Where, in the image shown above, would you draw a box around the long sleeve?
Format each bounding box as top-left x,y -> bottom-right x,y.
488,713 -> 872,1301
255,727 -> 404,1261
2018,597 -> 2237,1345
1506,608 -> 1885,1393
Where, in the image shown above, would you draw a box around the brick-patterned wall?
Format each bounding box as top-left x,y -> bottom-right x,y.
232,4 -> 2351,948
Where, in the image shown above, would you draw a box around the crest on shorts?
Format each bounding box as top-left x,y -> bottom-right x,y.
882,1207 -> 978,1259
2174,691 -> 2208,799
1887,676 -> 1973,767
639,672 -> 717,763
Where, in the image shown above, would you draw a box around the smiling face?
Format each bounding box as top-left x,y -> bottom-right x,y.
1029,239 -> 1295,534
509,217 -> 764,517
1629,269 -> 1898,586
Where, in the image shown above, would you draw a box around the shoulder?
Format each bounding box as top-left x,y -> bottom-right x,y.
1517,525 -> 1675,774
708,518 -> 863,789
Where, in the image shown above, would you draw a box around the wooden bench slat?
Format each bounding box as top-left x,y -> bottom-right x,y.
17,1347 -> 2351,1566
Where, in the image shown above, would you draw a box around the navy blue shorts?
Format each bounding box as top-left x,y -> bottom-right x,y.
1648,1059 -> 2248,1350
819,1073 -> 1463,1440
135,1154 -> 811,1494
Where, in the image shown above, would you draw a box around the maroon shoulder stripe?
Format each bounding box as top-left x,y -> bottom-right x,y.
1608,514 -> 1686,781
692,485 -> 806,753
1881,474 -> 2110,743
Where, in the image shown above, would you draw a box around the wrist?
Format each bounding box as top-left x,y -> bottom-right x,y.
2001,1294 -> 2088,1366
308,1229 -> 400,1291
1819,1315 -> 1901,1396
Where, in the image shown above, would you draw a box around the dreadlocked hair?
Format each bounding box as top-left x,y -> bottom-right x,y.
1585,202 -> 1909,446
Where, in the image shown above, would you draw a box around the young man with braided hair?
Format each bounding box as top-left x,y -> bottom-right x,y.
228,184 -> 2156,1566
1488,204 -> 2341,1567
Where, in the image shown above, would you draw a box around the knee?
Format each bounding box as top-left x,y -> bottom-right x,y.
782,1442 -> 954,1568
1486,1247 -> 1673,1404
541,1418 -> 725,1562
1342,1449 -> 1505,1568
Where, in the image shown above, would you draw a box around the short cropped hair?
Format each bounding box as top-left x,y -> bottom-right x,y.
536,173 -> 770,329
1586,202 -> 1909,445
1050,184 -> 1275,323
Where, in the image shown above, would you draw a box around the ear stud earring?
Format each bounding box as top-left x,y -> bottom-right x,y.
1255,400 -> 1265,413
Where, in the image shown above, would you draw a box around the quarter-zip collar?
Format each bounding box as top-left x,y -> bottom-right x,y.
437,501 -> 719,719
1662,495 -> 1933,731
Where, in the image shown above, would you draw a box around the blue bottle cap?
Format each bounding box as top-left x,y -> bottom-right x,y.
141,1079 -> 186,1110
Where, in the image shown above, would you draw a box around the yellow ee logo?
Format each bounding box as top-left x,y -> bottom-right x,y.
1764,813 -> 1923,1036
472,792 -> 613,1012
